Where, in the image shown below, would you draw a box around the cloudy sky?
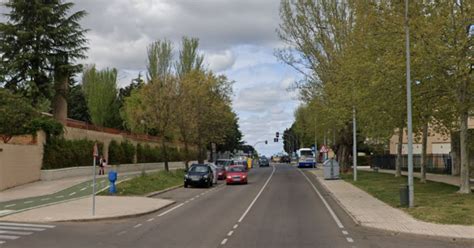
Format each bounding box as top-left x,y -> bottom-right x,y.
7,0 -> 303,156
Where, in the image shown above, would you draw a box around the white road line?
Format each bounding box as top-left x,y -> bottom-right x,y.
299,170 -> 345,229
221,238 -> 228,245
4,204 -> 15,208
195,195 -> 200,198
40,198 -> 50,201
157,203 -> 184,217
0,230 -> 32,235
0,235 -> 19,240
238,166 -> 276,223
227,231 -> 233,236
190,197 -> 195,201
117,231 -> 127,236
0,226 -> 44,232
69,192 -> 76,196
146,218 -> 154,222
233,224 -> 238,229
0,222 -> 55,228
133,224 -> 142,228
0,241 -> 4,244
184,200 -> 190,204
56,195 -> 64,198
80,187 -> 87,191
23,201 -> 33,204
346,237 -> 354,243
342,230 -> 349,235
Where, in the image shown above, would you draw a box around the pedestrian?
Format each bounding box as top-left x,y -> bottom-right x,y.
99,157 -> 106,175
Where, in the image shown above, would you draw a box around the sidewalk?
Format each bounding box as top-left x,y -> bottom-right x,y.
0,196 -> 174,222
310,169 -> 474,240
0,169 -> 162,203
359,167 -> 474,189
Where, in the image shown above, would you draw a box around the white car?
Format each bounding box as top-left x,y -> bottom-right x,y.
208,163 -> 218,185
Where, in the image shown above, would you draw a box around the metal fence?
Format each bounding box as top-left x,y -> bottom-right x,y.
371,154 -> 452,175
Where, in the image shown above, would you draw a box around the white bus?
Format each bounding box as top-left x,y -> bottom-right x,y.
296,148 -> 316,168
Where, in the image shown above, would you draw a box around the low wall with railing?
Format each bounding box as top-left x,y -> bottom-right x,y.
40,161 -> 192,181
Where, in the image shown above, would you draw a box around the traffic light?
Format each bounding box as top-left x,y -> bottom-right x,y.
274,138 -> 278,142
276,132 -> 279,138
265,140 -> 268,144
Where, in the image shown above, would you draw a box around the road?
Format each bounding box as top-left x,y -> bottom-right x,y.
1,164 -> 472,248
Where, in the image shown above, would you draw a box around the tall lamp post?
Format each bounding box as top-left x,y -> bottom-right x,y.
405,0 -> 415,208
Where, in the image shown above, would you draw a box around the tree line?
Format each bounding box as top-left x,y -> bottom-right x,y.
0,0 -> 243,170
278,0 -> 472,193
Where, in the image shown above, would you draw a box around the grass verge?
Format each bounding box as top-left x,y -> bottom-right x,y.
341,171 -> 474,225
100,169 -> 185,196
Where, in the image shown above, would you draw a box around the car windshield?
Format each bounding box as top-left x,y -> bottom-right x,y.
189,166 -> 208,173
216,160 -> 232,167
227,167 -> 245,172
234,161 -> 246,166
300,151 -> 313,157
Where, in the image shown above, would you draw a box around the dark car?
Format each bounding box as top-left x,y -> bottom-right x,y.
259,157 -> 270,167
184,164 -> 214,188
281,155 -> 291,163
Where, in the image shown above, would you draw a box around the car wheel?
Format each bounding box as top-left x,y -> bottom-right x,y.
184,183 -> 188,188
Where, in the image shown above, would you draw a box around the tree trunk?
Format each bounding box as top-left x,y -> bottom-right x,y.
197,144 -> 205,164
52,69 -> 68,125
451,130 -> 461,176
420,122 -> 428,183
395,127 -> 403,177
162,140 -> 169,171
184,141 -> 190,171
458,111 -> 470,193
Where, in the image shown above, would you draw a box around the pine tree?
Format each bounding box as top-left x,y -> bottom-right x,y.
0,0 -> 88,122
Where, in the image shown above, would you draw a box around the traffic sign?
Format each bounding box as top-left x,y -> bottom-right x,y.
320,145 -> 329,153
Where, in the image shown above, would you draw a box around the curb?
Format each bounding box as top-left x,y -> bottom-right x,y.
54,199 -> 176,223
145,184 -> 183,198
308,171 -> 362,226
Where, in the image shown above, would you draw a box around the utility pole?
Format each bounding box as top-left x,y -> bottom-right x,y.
353,106 -> 357,181
405,0 -> 414,208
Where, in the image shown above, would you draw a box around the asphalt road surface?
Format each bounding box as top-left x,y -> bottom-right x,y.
1,164 -> 473,248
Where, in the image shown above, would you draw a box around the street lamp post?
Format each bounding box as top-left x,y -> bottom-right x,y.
405,0 -> 414,208
353,106 -> 357,181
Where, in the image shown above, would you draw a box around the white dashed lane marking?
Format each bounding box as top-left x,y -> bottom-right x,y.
346,237 -> 354,243
4,204 -> 15,208
157,203 -> 184,217
227,231 -> 233,236
146,218 -> 154,222
233,224 -> 238,229
133,224 -> 142,228
69,192 -> 76,196
80,187 -> 87,191
221,238 -> 228,245
342,230 -> 349,235
41,198 -> 50,201
23,201 -> 33,204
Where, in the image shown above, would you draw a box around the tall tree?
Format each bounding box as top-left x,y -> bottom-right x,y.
0,0 -> 88,121
82,66 -> 120,128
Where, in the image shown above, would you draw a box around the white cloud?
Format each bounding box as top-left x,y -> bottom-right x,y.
205,50 -> 236,72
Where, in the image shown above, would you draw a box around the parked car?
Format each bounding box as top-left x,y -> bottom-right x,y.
208,163 -> 218,184
184,164 -> 214,188
214,161 -> 228,180
226,166 -> 248,185
259,157 -> 270,167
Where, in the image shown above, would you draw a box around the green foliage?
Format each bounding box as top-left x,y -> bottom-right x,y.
42,138 -> 103,169
82,65 -> 121,128
136,144 -> 163,163
168,147 -> 182,161
0,0 -> 88,107
0,89 -> 38,142
108,140 -> 135,165
67,83 -> 90,122
29,117 -> 64,139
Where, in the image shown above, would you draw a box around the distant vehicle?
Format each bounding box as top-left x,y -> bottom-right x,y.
259,157 -> 270,167
184,164 -> 214,188
226,166 -> 248,185
216,159 -> 233,170
208,163 -> 219,184
281,155 -> 291,163
296,148 -> 316,168
231,160 -> 248,171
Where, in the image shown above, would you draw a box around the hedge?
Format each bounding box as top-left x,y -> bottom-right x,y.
108,140 -> 135,165
136,144 -> 163,163
43,138 -> 103,169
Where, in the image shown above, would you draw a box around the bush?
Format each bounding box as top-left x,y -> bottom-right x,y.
168,147 -> 181,161
30,117 -> 64,140
108,140 -> 135,165
43,138 -> 103,169
0,89 -> 38,143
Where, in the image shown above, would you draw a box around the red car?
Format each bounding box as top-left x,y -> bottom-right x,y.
226,166 -> 248,185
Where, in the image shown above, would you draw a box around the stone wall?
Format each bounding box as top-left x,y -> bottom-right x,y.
0,132 -> 46,191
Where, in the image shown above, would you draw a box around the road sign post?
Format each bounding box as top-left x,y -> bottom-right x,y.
92,143 -> 98,216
